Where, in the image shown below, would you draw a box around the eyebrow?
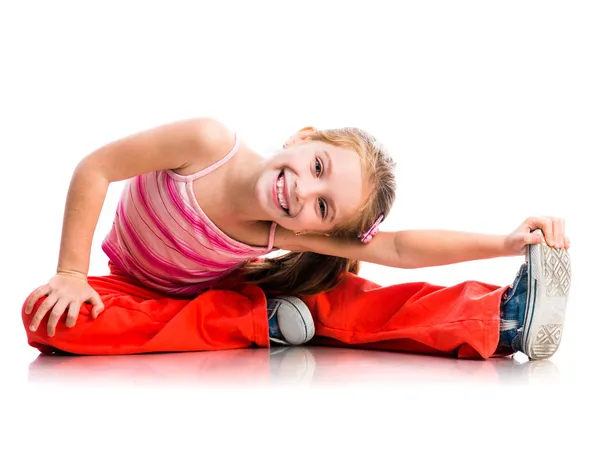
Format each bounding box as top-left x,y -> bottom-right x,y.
324,150 -> 337,223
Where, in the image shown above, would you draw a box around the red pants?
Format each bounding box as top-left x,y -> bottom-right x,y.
22,264 -> 509,360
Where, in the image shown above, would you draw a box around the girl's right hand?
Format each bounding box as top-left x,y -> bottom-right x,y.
24,272 -> 104,337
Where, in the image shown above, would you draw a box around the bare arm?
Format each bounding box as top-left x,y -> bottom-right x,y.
278,229 -> 510,269
390,230 -> 508,268
275,229 -> 402,267
57,118 -> 234,276
280,216 -> 568,269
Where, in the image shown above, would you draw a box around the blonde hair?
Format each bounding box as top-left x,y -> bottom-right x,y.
242,127 -> 397,295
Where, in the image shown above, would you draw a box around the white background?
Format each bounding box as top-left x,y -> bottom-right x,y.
1,1 -> 599,464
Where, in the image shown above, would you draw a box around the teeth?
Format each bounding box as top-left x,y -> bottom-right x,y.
277,173 -> 288,210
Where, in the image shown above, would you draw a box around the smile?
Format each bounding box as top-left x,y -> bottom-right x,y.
274,170 -> 290,215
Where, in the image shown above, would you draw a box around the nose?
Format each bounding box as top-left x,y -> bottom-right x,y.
295,177 -> 320,204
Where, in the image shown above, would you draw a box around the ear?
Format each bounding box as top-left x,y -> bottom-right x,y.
283,126 -> 317,148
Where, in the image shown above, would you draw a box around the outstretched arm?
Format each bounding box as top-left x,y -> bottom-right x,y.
280,216 -> 569,269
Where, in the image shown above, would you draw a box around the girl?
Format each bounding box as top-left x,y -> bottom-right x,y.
23,118 -> 570,360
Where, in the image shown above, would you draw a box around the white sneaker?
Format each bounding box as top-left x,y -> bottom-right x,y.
521,230 -> 571,360
267,296 -> 315,345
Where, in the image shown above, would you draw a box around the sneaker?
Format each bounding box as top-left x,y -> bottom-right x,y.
267,296 -> 315,346
521,230 -> 571,360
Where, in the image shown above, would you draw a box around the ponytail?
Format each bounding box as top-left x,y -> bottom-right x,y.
242,252 -> 360,296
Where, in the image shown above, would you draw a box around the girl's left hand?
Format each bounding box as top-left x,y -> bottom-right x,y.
505,216 -> 570,255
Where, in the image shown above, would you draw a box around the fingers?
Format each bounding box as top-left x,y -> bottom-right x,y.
25,285 -> 50,315
47,299 -> 70,337
29,294 -> 58,332
525,232 -> 543,245
26,279 -> 104,336
539,217 -> 554,246
90,292 -> 104,319
553,217 -> 565,248
526,216 -> 568,248
30,297 -> 95,336
65,301 -> 82,328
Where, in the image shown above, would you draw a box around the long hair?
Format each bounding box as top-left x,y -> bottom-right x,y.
242,127 -> 396,295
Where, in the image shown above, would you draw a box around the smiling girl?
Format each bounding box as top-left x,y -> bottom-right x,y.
23,118 -> 570,360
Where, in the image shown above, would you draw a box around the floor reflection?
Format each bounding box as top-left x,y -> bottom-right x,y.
27,346 -> 559,387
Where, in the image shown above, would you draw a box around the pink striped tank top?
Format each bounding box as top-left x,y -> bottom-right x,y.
101,135 -> 277,296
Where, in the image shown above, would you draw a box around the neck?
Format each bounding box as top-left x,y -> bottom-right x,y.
223,149 -> 270,223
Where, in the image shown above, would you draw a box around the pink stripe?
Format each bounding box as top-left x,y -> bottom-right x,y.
164,176 -> 241,253
104,231 -> 226,295
117,201 -> 196,283
135,175 -> 228,268
102,236 -> 174,288
105,233 -> 225,294
118,198 -> 229,281
166,175 -> 267,255
155,173 -> 242,261
101,238 -> 132,275
102,228 -> 175,287
155,173 -> 216,256
154,178 -> 242,268
267,222 -> 277,250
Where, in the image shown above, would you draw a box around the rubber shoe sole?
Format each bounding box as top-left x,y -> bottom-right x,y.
521,230 -> 571,360
268,296 -> 315,345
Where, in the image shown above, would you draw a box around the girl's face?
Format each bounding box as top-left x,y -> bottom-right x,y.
256,139 -> 367,233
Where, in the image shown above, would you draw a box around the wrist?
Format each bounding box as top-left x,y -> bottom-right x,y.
500,234 -> 512,255
501,234 -> 522,257
56,268 -> 88,280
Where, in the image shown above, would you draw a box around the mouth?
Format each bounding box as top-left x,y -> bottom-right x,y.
273,170 -> 290,215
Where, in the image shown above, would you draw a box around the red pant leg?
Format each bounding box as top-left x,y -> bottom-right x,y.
301,274 -> 508,360
22,272 -> 270,355
22,265 -> 508,359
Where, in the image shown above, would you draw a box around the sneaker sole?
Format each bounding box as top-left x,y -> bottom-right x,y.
522,232 -> 571,360
272,296 -> 316,345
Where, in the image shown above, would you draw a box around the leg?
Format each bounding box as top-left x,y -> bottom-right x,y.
300,274 -> 507,360
300,231 -> 571,361
22,271 -> 271,355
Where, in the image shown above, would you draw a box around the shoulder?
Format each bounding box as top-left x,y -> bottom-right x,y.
189,117 -> 237,159
172,118 -> 239,174
193,118 -> 234,146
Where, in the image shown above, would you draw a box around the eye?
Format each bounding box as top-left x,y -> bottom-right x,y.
315,158 -> 323,177
318,199 -> 327,219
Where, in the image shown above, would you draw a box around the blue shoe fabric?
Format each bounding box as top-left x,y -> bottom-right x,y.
267,299 -> 288,345
498,264 -> 528,352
